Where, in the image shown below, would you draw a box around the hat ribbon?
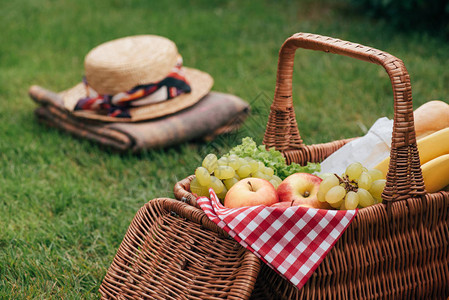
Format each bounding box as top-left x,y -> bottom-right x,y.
74,57 -> 191,118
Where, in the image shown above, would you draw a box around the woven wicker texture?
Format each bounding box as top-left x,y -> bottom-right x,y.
174,33 -> 449,299
249,192 -> 449,299
99,198 -> 261,299
262,32 -> 425,205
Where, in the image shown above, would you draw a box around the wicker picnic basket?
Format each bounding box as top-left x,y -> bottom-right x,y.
174,33 -> 449,299
99,198 -> 261,299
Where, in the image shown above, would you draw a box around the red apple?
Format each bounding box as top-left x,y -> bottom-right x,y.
276,173 -> 331,209
224,178 -> 279,208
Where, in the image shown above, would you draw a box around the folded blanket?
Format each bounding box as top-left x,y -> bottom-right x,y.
29,85 -> 250,152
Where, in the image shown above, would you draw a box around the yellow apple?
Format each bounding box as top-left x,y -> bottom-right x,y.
224,177 -> 279,208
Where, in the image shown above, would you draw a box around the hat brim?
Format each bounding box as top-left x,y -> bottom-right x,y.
60,67 -> 213,122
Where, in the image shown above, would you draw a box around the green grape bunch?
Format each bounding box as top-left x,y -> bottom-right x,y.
317,162 -> 386,210
190,153 -> 283,202
189,137 -> 321,202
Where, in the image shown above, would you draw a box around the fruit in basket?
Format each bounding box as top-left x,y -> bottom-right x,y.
317,174 -> 340,203
224,178 -> 279,208
189,177 -> 210,197
270,201 -> 315,209
189,138 -> 321,201
367,168 -> 384,182
276,173 -> 329,209
413,100 -> 449,140
357,188 -> 375,207
318,162 -> 386,210
421,153 -> 449,193
214,165 -> 235,180
344,191 -> 359,210
357,171 -> 373,190
369,179 -> 386,202
202,153 -> 218,173
237,164 -> 252,178
345,162 -> 364,181
375,127 -> 449,177
195,167 -> 211,186
192,153 -> 283,201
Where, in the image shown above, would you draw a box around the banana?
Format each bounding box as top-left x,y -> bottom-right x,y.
421,154 -> 449,193
375,127 -> 449,177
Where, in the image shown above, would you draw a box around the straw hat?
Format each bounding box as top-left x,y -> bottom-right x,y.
60,35 -> 213,122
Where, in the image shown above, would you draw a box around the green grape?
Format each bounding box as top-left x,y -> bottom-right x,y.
345,162 -> 363,181
216,186 -> 228,202
209,176 -> 225,194
217,157 -> 229,166
317,189 -> 327,203
368,168 -> 384,181
319,173 -> 334,180
228,158 -> 241,170
248,160 -> 259,173
263,167 -> 275,177
252,171 -> 270,180
325,185 -> 346,204
190,178 -> 210,197
357,188 -> 375,207
239,157 -> 248,166
269,179 -> 280,189
344,191 -> 359,210
329,198 -> 344,209
195,167 -> 211,186
237,164 -> 252,178
319,174 -> 340,194
223,177 -> 239,190
258,161 -> 266,169
214,166 -> 235,180
358,172 -> 373,190
228,154 -> 239,160
339,202 -> 346,210
243,156 -> 253,161
369,179 -> 386,202
202,154 -> 218,173
233,173 -> 241,181
271,175 -> 282,185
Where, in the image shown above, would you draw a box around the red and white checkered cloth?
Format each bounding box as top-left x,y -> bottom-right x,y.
197,189 -> 357,290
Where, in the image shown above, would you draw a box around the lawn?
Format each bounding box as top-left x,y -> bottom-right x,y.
1,0 -> 448,298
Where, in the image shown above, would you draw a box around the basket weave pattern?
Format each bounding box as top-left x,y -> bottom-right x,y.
262,33 -> 425,204
249,192 -> 449,299
174,33 -> 449,299
99,198 -> 261,299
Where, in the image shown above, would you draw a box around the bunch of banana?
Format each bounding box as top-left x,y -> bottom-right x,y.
375,127 -> 449,193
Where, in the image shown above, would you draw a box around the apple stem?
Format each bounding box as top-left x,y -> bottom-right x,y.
247,181 -> 254,192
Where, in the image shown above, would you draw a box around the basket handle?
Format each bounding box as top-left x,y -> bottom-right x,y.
263,33 -> 426,203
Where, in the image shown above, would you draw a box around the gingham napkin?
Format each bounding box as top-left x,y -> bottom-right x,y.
197,190 -> 357,290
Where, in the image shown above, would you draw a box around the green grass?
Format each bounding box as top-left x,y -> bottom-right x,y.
1,0 -> 448,298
